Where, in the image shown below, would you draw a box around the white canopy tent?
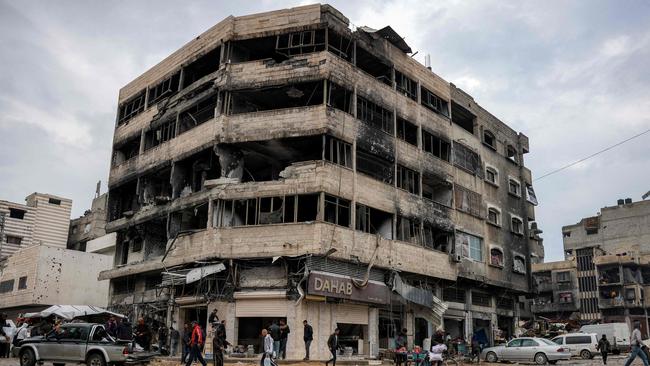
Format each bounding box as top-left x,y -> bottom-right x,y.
24,305 -> 125,320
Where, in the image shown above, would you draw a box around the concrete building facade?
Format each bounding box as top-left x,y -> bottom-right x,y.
0,245 -> 112,320
99,4 -> 542,359
531,259 -> 580,320
68,193 -> 109,252
0,193 -> 72,259
563,198 -> 650,324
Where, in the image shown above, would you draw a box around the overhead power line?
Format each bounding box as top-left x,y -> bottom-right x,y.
534,127 -> 650,182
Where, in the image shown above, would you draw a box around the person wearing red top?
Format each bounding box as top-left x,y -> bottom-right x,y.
185,321 -> 207,366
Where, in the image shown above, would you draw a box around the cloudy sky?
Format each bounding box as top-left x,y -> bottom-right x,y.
1,0 -> 649,261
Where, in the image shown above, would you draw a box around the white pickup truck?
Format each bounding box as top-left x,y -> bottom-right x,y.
18,323 -> 133,366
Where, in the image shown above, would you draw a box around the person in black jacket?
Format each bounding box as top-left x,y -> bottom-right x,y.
279,319 -> 290,359
303,320 -> 313,360
326,328 -> 340,366
597,334 -> 611,365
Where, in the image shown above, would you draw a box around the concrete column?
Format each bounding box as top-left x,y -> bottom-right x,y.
406,309 -> 415,349
368,307 -> 379,358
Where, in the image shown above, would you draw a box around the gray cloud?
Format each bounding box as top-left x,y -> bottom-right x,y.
1,0 -> 648,259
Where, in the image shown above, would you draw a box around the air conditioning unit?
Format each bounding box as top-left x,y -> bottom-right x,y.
452,253 -> 462,262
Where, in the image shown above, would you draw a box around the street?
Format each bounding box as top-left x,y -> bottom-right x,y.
0,355 -> 648,366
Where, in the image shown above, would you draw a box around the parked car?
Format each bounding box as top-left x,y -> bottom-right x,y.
580,323 -> 630,354
481,337 -> 571,365
18,323 -> 130,366
552,332 -> 598,359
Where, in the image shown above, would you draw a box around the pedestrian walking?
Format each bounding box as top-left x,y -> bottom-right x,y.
169,326 -> 180,357
261,329 -> 274,366
597,334 -> 611,365
213,329 -> 230,366
182,323 -> 191,363
279,319 -> 290,359
269,321 -> 281,357
158,324 -> 168,353
0,313 -> 9,358
325,328 -> 340,366
624,322 -> 649,366
185,321 -> 207,366
303,320 -> 313,360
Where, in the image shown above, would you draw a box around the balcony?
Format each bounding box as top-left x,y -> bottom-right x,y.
109,120 -> 217,187
99,222 -> 458,282
225,52 -> 329,89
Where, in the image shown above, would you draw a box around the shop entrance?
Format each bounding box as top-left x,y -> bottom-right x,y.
337,323 -> 368,355
414,317 -> 430,347
181,307 -> 208,329
444,317 -> 464,341
238,317 -> 286,353
472,318 -> 491,348
379,309 -> 403,349
497,316 -> 513,344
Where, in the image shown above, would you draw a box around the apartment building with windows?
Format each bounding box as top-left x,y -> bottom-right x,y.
99,4 -> 542,358
0,193 -> 72,259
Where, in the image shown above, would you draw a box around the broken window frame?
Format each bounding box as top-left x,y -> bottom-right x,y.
396,116 -> 418,146
326,28 -> 353,61
112,136 -> 141,167
506,145 -> 519,164
513,254 -> 526,274
355,203 -> 393,239
356,149 -> 394,184
487,206 -> 501,226
420,86 -> 449,117
215,194 -> 320,227
323,136 -> 352,169
422,174 -> 453,208
483,129 -> 496,150
178,94 -> 218,134
454,185 -> 484,218
422,222 -> 450,253
396,164 -> 420,195
508,178 -> 522,197
395,70 -> 417,101
117,90 -> 146,125
144,118 -> 176,151
453,141 -> 482,176
485,166 -> 498,186
396,215 -> 421,244
147,71 -> 181,107
326,81 -> 353,115
422,129 -> 450,162
511,215 -> 524,235
457,232 -> 483,262
276,29 -> 326,57
489,247 -> 504,268
324,194 -> 351,227
356,95 -> 394,135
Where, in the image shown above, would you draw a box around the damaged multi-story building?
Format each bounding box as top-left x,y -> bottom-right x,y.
558,196 -> 650,333
99,4 -> 543,359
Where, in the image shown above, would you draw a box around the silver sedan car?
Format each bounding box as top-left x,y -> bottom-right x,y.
481,337 -> 571,365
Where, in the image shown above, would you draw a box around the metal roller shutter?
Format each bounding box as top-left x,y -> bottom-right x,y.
236,299 -> 288,317
335,304 -> 368,324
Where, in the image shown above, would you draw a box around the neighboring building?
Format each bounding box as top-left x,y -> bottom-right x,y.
594,253 -> 650,336
0,245 -> 112,320
563,198 -> 650,322
531,259 -> 580,320
0,193 -> 72,259
99,4 -> 542,359
68,193 -> 109,252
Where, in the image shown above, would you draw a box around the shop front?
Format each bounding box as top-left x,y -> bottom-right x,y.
307,271 -> 391,358
234,290 -> 288,353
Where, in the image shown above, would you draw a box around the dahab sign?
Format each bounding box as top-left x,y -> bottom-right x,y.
307,271 -> 390,304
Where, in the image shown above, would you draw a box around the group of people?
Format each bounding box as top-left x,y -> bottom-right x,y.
260,320 -> 341,366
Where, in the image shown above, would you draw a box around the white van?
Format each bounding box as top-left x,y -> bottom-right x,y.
552,333 -> 598,359
579,323 -> 630,354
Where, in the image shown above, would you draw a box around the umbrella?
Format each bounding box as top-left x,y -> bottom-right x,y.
24,305 -> 125,321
